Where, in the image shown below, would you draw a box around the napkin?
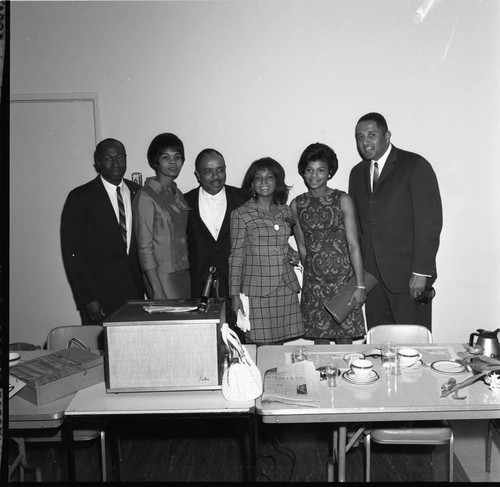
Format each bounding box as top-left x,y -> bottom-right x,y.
237,293 -> 251,332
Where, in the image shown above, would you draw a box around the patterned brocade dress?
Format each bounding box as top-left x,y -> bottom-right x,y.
295,189 -> 365,340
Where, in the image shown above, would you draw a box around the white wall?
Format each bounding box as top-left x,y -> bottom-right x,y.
10,0 -> 500,345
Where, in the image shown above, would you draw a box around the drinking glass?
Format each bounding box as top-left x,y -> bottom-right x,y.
381,341 -> 396,370
292,346 -> 308,363
326,361 -> 339,388
344,352 -> 365,368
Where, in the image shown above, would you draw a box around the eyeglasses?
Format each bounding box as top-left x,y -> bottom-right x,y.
102,154 -> 126,164
415,287 -> 436,305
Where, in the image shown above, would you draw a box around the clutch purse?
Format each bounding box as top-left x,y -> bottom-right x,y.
324,271 -> 378,324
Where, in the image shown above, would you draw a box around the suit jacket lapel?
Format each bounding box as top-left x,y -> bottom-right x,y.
93,176 -> 118,224
220,186 -> 236,239
125,179 -> 139,201
375,145 -> 397,190
362,160 -> 372,196
124,179 -> 139,253
193,187 -> 219,242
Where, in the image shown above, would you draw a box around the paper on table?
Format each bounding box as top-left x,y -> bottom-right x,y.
261,361 -> 320,408
237,293 -> 251,332
9,374 -> 27,399
143,305 -> 198,313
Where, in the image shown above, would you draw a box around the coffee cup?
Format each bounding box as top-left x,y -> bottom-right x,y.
397,348 -> 422,367
351,359 -> 373,379
9,352 -> 21,366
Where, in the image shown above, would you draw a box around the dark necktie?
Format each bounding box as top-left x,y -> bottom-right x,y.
372,161 -> 379,192
116,186 -> 127,244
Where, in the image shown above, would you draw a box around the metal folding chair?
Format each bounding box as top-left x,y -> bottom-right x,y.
364,324 -> 454,482
366,324 -> 432,345
10,325 -> 107,481
486,419 -> 500,472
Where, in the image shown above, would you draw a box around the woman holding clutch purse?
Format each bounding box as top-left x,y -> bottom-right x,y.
229,157 -> 304,345
291,143 -> 366,344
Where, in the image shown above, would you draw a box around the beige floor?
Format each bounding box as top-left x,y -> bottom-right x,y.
452,419 -> 500,482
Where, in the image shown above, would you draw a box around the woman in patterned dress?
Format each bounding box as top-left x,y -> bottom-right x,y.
291,143 -> 366,343
229,157 -> 304,345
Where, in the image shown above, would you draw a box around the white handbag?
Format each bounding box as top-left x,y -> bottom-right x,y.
221,323 -> 263,401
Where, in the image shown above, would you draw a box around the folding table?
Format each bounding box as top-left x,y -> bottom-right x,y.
256,343 -> 500,482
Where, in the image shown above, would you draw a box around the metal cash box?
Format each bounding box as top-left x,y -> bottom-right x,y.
9,348 -> 104,405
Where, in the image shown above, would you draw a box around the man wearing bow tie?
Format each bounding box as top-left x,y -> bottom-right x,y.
348,113 -> 442,330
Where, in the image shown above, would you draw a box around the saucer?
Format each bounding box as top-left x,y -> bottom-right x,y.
9,352 -> 21,366
401,360 -> 423,370
430,360 -> 467,374
342,369 -> 380,385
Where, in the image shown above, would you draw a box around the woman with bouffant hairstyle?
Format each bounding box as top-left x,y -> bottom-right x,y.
133,133 -> 191,299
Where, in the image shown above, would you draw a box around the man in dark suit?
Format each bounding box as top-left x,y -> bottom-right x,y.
348,113 -> 442,330
184,148 -> 246,326
61,138 -> 145,325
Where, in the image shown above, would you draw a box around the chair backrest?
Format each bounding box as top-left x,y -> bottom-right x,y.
46,325 -> 104,351
366,324 -> 432,345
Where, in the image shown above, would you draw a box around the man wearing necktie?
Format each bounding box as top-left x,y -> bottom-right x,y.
61,138 -> 145,324
348,113 -> 442,330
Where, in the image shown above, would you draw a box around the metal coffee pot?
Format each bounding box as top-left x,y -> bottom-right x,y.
469,328 -> 500,358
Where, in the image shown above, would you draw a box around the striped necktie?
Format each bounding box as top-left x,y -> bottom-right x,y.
372,161 -> 379,192
116,186 -> 127,244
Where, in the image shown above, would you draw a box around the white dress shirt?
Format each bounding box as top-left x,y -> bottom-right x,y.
101,175 -> 132,253
199,187 -> 227,241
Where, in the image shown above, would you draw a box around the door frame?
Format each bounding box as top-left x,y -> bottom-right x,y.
11,92 -> 102,144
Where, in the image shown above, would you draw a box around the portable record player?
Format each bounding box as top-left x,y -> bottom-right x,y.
103,298 -> 226,393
